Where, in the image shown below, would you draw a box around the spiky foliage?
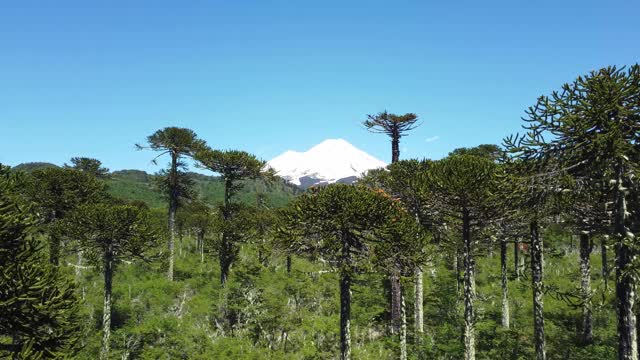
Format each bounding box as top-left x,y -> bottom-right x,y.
138,126 -> 203,281
25,167 -> 107,265
179,200 -> 216,262
429,155 -> 499,360
0,165 -> 81,359
60,203 -> 159,360
449,144 -> 503,162
363,111 -> 420,163
505,65 -> 640,360
194,147 -> 271,285
278,184 -> 422,360
65,157 -> 110,178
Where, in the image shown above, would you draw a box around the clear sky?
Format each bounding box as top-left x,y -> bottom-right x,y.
1,0 -> 638,172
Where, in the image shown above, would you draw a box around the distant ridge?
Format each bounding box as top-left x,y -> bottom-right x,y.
10,163 -> 299,208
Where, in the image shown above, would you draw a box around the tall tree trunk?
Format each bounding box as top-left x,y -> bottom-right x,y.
179,230 -> 183,257
400,291 -> 407,360
220,233 -> 231,285
602,235 -> 609,290
501,238 -> 510,329
167,152 -> 178,281
391,130 -> 400,163
197,230 -> 205,263
389,130 -> 401,335
514,237 -> 520,281
415,266 -> 424,337
580,232 -> 593,345
286,255 -> 292,273
455,248 -> 461,296
462,209 -> 475,360
391,271 -> 402,335
49,235 -> 60,266
340,234 -> 352,360
101,248 -> 114,360
531,220 -> 546,360
75,250 -> 83,281
614,165 -> 637,360
220,178 -> 233,286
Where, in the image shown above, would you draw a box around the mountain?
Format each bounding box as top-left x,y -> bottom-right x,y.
267,139 -> 387,189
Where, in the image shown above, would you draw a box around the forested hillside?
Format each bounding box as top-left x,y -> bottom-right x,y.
12,164 -> 299,209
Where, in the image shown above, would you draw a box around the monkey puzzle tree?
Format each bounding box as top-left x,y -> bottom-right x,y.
278,184 -> 421,360
194,147 -> 271,285
360,159 -> 436,347
363,110 -> 420,335
137,127 -> 202,281
429,155 -> 498,360
508,65 -> 640,360
363,111 -> 420,163
60,203 -> 159,360
0,165 -> 81,359
65,157 -> 110,178
25,167 -> 106,265
181,200 -> 215,263
449,144 -> 503,163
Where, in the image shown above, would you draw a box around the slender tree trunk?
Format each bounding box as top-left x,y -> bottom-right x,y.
455,248 -> 461,295
101,247 -> 114,360
514,237 -> 520,281
415,266 -> 424,337
286,255 -> 292,273
580,232 -> 594,345
400,291 -> 407,360
462,209 -> 475,360
179,229 -> 183,257
531,220 -> 546,360
391,271 -> 402,335
614,165 -> 637,360
602,235 -> 609,290
220,178 -> 232,286
390,136 -> 401,336
167,152 -> 178,281
501,238 -> 510,329
220,233 -> 231,285
49,234 -> 60,266
197,230 -> 205,263
391,130 -> 400,163
75,250 -> 83,280
340,234 -> 352,360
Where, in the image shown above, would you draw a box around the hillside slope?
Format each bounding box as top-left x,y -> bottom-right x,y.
107,170 -> 299,208
12,163 -> 299,208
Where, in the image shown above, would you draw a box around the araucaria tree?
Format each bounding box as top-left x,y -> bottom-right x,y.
61,203 -> 158,360
26,167 -> 106,265
363,110 -> 420,335
363,111 -> 420,163
279,184 -> 421,360
429,155 -> 498,360
138,127 -> 202,281
0,166 -> 81,358
194,147 -> 270,285
65,157 -> 110,178
508,65 -> 640,360
360,159 -> 435,351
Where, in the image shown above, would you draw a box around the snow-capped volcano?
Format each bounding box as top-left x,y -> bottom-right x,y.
267,139 -> 387,189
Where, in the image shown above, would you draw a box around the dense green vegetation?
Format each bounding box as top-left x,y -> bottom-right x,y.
14,165 -> 298,209
1,65 -> 639,359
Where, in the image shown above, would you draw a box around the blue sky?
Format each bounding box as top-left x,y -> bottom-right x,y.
1,0 -> 638,172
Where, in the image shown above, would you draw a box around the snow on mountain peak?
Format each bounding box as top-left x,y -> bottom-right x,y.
267,139 -> 387,188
